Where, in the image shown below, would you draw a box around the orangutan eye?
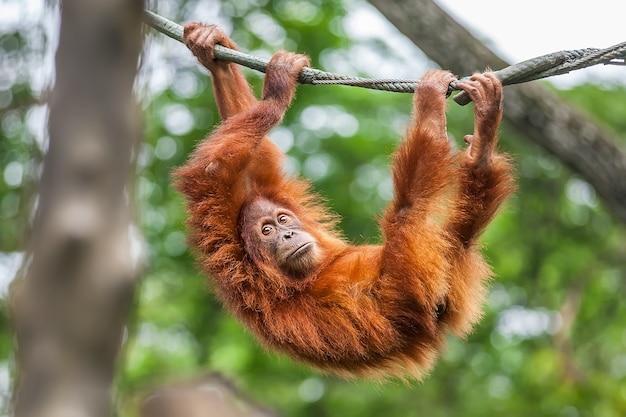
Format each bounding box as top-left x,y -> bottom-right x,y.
261,225 -> 274,235
277,214 -> 289,224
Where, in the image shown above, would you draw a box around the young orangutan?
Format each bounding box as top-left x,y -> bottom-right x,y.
174,23 -> 516,379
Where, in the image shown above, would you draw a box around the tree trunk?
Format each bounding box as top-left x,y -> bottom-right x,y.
10,0 -> 144,416
370,0 -> 626,224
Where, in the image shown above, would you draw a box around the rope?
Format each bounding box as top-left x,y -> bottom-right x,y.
143,10 -> 626,105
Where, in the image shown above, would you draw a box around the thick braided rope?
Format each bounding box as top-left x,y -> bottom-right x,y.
143,10 -> 417,93
143,10 -> 625,103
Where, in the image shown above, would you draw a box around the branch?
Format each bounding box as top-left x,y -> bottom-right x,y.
140,373 -> 280,417
369,0 -> 626,224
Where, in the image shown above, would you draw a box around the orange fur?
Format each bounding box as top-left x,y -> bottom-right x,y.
174,23 -> 516,380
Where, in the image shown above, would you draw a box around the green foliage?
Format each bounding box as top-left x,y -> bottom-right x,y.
1,1 -> 626,416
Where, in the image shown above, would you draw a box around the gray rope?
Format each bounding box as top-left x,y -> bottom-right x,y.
143,10 -> 626,104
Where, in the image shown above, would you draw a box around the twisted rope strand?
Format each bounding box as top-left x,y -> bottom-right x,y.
143,10 -> 626,104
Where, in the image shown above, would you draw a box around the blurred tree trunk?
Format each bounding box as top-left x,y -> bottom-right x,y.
370,0 -> 626,224
10,0 -> 144,416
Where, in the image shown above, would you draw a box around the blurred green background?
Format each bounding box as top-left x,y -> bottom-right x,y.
1,0 -> 625,416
